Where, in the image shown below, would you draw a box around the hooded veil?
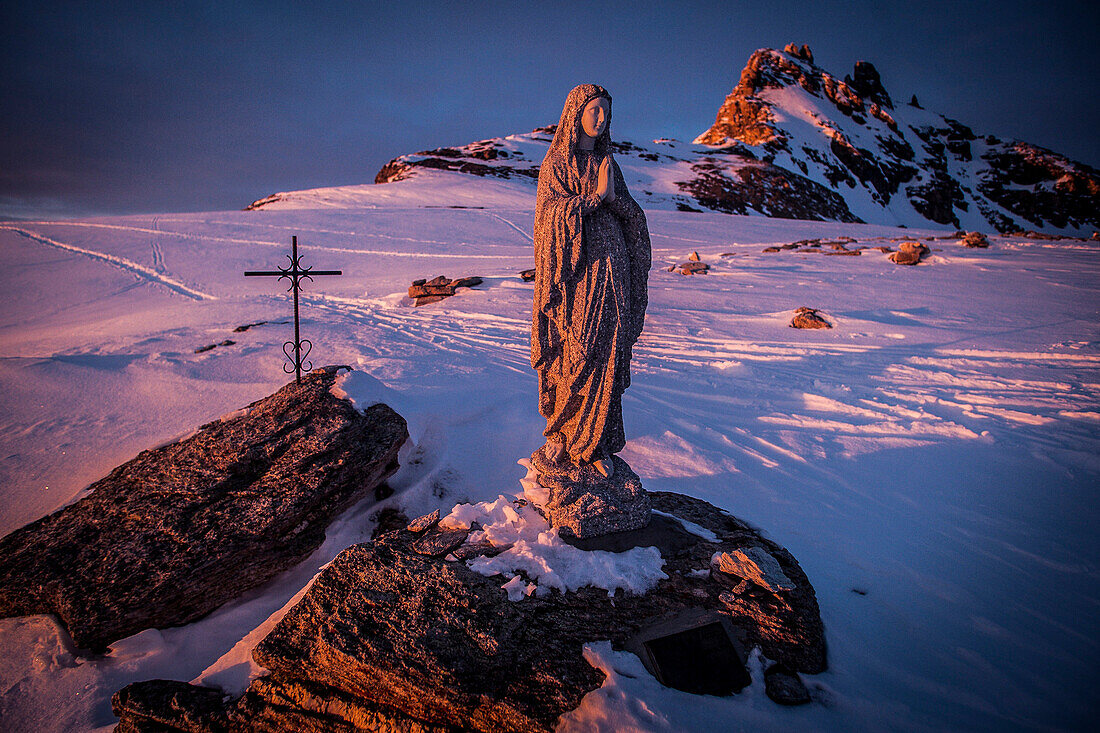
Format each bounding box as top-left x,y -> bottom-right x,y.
531,84 -> 651,465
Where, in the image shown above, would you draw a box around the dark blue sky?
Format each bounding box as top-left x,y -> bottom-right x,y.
2,0 -> 1097,219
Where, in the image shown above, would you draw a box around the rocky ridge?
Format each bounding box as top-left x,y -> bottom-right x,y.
695,44 -> 1099,234
256,46 -> 1100,236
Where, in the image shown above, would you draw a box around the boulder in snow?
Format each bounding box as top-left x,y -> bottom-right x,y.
960,231 -> 990,248
888,241 -> 929,265
0,366 -> 407,652
409,275 -> 483,306
790,307 -> 832,329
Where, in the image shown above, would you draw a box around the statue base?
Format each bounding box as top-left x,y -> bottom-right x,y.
525,448 -> 651,539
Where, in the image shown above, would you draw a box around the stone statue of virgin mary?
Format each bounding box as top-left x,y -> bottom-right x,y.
531,83 -> 651,495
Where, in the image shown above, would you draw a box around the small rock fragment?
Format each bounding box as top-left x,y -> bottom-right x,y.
764,663 -> 811,705
409,528 -> 470,557
406,509 -> 441,533
450,540 -> 512,562
520,269 -> 535,281
688,251 -> 700,261
789,307 -> 831,329
712,546 -> 795,593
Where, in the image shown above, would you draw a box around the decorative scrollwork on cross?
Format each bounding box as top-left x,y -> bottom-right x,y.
244,236 -> 342,383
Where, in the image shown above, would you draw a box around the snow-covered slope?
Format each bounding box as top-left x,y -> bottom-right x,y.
0,171 -> 1097,732
268,45 -> 1098,237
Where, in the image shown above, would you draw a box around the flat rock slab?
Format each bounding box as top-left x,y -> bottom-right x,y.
528,451 -> 651,538
113,491 -> 826,733
0,365 -> 407,652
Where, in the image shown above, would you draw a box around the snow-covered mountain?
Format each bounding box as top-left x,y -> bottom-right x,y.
254,45 -> 1098,236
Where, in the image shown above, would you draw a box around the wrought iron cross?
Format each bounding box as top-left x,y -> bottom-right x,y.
244,235 -> 342,383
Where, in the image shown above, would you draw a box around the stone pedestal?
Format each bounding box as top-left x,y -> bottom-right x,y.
526,448 -> 651,539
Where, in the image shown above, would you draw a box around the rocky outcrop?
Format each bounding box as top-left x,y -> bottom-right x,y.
0,366 -> 408,652
376,139 -> 542,184
691,46 -> 1100,235
408,275 -> 483,306
676,157 -> 861,222
695,46 -> 872,149
976,142 -> 1100,231
112,492 -> 826,732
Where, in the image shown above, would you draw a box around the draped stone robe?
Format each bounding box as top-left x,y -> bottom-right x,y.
531,84 -> 651,465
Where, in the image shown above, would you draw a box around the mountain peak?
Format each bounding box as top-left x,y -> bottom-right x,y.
691,45 -> 1099,234
356,46 -> 1098,237
695,45 -> 893,148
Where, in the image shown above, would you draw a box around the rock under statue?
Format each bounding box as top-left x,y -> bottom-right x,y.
529,84 -> 653,538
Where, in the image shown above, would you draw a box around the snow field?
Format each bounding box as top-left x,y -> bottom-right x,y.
0,170 -> 1097,731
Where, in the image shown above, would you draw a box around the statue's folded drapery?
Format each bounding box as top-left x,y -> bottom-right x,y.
531,84 -> 651,465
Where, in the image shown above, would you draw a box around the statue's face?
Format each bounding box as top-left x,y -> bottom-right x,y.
580,98 -> 609,139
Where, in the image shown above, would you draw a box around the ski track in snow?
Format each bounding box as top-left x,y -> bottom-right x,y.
19,218 -> 530,256
150,217 -> 166,274
2,226 -> 216,301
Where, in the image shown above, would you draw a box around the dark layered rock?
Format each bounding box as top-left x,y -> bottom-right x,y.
113,492 -> 826,732
977,142 -> 1100,231
376,139 -> 542,184
0,366 -> 408,652
845,61 -> 892,109
667,254 -> 710,275
676,157 -> 861,222
764,663 -> 812,706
